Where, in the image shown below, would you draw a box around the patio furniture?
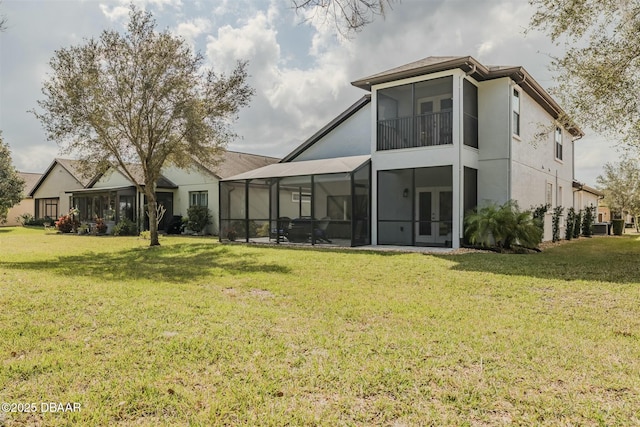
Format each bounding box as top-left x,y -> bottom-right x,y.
287,217 -> 332,243
313,216 -> 332,243
271,217 -> 291,242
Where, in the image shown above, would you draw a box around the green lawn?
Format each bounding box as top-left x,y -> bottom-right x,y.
1,227 -> 639,426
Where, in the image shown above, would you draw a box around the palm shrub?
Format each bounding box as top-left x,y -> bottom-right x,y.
464,201 -> 543,250
186,205 -> 211,234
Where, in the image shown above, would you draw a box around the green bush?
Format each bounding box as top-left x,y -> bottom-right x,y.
532,203 -> 550,234
23,216 -> 53,226
231,220 -> 259,238
17,213 -> 34,226
573,211 -> 582,239
464,200 -> 542,251
112,218 -> 137,236
552,206 -> 563,242
258,222 -> 270,238
95,217 -> 108,234
55,214 -> 79,233
582,205 -> 596,237
186,205 -> 211,234
612,219 -> 625,235
565,207 -> 576,240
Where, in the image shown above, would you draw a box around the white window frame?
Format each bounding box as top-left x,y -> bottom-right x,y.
555,126 -> 563,161
512,88 -> 521,137
189,191 -> 208,207
292,192 -> 311,203
546,182 -> 553,207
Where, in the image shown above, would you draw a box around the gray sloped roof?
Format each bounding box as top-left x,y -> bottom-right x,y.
210,150 -> 280,179
29,158 -> 94,196
222,155 -> 371,181
572,180 -> 604,197
87,163 -> 178,189
18,172 -> 43,195
352,56 -> 468,88
352,55 -> 583,137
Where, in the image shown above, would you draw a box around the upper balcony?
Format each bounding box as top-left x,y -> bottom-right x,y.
376,76 -> 454,151
377,111 -> 452,150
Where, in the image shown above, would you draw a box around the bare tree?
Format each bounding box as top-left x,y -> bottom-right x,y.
0,1 -> 7,32
33,5 -> 253,246
293,0 -> 396,36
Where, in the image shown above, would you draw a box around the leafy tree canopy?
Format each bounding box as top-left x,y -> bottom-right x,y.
33,5 -> 254,245
529,0 -> 640,147
596,158 -> 640,225
0,133 -> 25,224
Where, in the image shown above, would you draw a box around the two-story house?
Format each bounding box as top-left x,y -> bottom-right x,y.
220,56 -> 585,248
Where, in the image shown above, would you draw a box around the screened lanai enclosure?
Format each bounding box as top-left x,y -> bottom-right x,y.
220,156 -> 371,247
376,165 -> 477,248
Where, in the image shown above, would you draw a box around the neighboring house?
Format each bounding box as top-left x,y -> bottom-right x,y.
598,200 -> 635,226
221,55 -> 589,248
3,172 -> 43,226
66,151 -> 278,234
29,158 -> 92,221
573,181 -> 603,221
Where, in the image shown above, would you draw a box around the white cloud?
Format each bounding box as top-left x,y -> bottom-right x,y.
175,18 -> 211,47
99,0 -> 183,22
99,4 -> 129,22
12,145 -> 61,174
204,6 -> 359,156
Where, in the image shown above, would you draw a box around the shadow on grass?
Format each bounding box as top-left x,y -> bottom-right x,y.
0,243 -> 290,283
434,236 -> 640,284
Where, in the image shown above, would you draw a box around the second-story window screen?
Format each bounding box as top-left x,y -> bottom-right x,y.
555,126 -> 563,160
513,88 -> 520,136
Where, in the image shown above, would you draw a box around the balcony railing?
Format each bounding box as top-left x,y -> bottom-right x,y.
377,111 -> 452,151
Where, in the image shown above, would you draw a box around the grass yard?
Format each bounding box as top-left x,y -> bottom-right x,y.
1,227 -> 639,426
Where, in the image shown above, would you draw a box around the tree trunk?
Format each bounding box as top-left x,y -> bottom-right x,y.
146,187 -> 160,247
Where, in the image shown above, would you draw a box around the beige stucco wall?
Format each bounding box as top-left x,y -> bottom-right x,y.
32,163 -> 84,218
92,169 -> 133,188
4,198 -> 35,226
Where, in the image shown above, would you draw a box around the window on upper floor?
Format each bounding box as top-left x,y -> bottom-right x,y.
189,191 -> 208,207
377,76 -> 453,151
555,126 -> 563,161
512,88 -> 520,137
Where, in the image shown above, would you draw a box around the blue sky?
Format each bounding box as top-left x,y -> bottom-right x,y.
0,0 -> 618,186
